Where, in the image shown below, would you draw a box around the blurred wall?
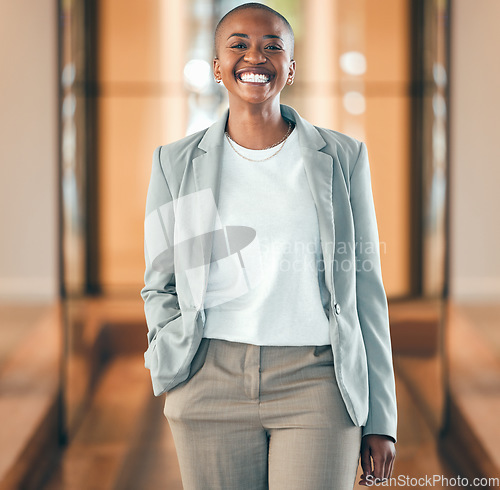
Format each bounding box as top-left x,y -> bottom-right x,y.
0,0 -> 58,302
450,0 -> 500,301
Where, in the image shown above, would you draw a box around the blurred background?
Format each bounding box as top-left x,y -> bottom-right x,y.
0,0 -> 499,488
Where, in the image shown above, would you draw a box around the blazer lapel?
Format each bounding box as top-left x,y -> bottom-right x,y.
191,111 -> 227,308
192,110 -> 228,208
282,105 -> 337,300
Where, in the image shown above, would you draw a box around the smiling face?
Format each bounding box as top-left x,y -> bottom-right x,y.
213,8 -> 296,108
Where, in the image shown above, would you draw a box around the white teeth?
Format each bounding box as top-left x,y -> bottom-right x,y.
239,72 -> 270,83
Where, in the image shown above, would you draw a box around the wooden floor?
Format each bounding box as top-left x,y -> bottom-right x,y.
455,302 -> 500,360
3,297 -> 496,488
0,304 -> 51,371
41,354 -> 182,490
40,353 -> 458,490
445,301 -> 500,481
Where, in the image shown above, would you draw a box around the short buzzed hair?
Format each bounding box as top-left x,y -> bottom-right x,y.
214,2 -> 295,59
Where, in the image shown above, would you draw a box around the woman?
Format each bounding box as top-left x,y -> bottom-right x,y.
141,3 -> 397,489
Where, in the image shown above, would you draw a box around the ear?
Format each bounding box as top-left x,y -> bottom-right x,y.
213,58 -> 222,80
288,59 -> 296,79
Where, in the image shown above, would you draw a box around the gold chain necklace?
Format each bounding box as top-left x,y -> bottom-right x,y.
224,121 -> 293,162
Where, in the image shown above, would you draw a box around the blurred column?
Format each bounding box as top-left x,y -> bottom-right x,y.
98,0 -> 190,293
159,0 -> 190,140
299,0 -> 339,129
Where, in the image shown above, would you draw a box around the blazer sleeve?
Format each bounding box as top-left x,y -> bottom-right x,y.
349,141 -> 398,443
140,146 -> 182,395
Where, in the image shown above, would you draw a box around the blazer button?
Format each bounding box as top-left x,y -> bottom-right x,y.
334,303 -> 341,315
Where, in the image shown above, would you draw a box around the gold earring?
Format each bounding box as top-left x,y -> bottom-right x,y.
287,77 -> 294,85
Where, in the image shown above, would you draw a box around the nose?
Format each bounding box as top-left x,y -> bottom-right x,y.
243,46 -> 266,64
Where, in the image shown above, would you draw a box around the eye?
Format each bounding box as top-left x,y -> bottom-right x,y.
265,45 -> 283,51
230,43 -> 246,49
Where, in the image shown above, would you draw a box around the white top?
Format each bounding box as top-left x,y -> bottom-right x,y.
202,125 -> 331,345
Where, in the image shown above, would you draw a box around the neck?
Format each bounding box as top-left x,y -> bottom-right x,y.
225,98 -> 291,150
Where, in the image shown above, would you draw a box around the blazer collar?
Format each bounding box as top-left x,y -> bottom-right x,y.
197,104 -> 328,153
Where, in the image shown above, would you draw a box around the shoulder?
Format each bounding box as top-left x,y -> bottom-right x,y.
152,127 -> 210,195
158,127 -> 208,166
314,125 -> 364,174
284,105 -> 364,167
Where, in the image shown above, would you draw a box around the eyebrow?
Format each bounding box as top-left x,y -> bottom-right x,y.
227,33 -> 284,42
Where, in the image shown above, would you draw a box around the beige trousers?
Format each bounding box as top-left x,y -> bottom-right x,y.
163,338 -> 362,490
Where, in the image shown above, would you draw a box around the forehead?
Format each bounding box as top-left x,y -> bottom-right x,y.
220,8 -> 289,38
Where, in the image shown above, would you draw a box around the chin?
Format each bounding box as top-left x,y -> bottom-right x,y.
231,90 -> 280,106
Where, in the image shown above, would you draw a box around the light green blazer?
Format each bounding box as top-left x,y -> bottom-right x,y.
141,104 -> 398,442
